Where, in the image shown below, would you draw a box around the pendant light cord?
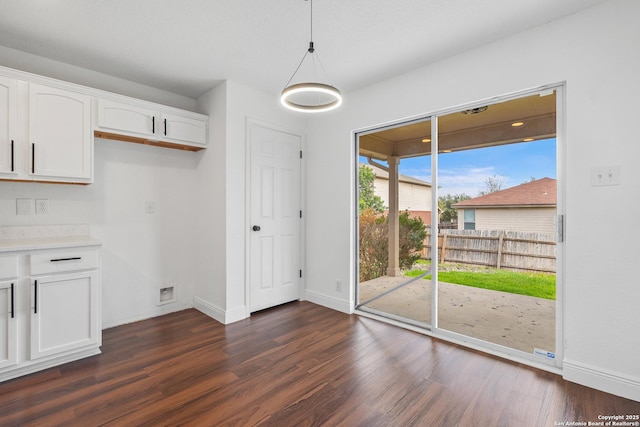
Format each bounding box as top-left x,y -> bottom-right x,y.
283,0 -> 314,88
284,0 -> 338,93
309,0 -> 313,45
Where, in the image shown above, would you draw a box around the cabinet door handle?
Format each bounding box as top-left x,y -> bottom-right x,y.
152,116 -> 155,133
164,118 -> 167,136
10,140 -> 14,172
10,282 -> 15,319
34,280 -> 38,314
50,257 -> 82,262
32,143 -> 35,173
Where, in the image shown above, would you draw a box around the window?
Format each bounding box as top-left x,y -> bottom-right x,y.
464,209 -> 476,230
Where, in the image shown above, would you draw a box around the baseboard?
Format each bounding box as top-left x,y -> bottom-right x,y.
102,302 -> 193,329
303,290 -> 352,314
225,305 -> 248,324
563,359 -> 640,402
193,296 -> 248,325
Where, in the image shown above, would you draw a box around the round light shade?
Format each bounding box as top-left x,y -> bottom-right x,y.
280,82 -> 342,113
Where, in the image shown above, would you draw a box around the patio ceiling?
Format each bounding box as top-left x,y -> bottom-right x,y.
359,92 -> 556,161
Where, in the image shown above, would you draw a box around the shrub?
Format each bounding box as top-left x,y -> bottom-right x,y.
359,209 -> 427,282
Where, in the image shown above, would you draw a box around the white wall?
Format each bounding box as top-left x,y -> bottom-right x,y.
305,0 -> 640,401
0,138 -> 200,327
0,45 -> 197,111
0,54 -> 202,328
194,80 -> 306,323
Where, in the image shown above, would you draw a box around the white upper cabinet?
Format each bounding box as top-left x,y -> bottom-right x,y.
160,112 -> 207,147
28,84 -> 92,183
97,99 -> 156,138
0,76 -> 17,177
95,98 -> 208,150
0,76 -> 93,184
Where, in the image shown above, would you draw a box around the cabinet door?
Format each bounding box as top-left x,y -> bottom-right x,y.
30,270 -> 100,360
0,76 -> 17,176
28,84 -> 92,182
0,280 -> 18,369
161,112 -> 207,147
96,99 -> 156,138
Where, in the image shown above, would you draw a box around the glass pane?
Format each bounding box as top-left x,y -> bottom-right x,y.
357,119 -> 433,327
436,92 -> 557,359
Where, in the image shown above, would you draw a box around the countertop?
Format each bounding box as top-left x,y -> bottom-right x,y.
0,225 -> 102,253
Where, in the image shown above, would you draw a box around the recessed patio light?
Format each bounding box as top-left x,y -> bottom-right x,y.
523,138 -> 535,142
512,121 -> 525,127
422,138 -> 431,143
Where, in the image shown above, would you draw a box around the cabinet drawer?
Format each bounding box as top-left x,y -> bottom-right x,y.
0,255 -> 18,280
30,248 -> 98,275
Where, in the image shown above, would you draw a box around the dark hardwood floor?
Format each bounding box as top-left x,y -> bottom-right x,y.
1,301 -> 638,426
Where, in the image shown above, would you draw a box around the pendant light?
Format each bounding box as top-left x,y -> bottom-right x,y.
281,0 -> 342,113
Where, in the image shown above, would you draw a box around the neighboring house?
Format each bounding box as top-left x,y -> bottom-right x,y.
363,163 -> 434,225
453,178 -> 557,234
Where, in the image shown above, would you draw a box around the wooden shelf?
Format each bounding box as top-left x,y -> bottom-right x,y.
94,131 -> 204,152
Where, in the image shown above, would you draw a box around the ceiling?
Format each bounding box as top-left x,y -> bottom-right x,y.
0,0 -> 607,100
360,91 -> 557,160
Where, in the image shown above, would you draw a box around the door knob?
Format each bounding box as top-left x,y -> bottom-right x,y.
252,225 -> 261,231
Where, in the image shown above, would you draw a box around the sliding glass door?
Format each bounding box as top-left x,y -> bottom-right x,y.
356,87 -> 563,367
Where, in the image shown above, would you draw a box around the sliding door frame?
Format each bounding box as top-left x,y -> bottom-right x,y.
354,83 -> 565,374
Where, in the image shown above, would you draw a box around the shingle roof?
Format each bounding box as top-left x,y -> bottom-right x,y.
453,177 -> 556,208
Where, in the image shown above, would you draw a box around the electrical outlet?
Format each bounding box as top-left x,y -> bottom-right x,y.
36,199 -> 49,215
336,280 -> 343,292
591,165 -> 620,187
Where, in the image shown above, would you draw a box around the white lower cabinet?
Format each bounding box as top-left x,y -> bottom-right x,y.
0,280 -> 18,370
0,255 -> 18,370
31,270 -> 100,360
0,245 -> 101,382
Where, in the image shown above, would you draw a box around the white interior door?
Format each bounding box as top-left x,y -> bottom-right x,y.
249,123 -> 301,312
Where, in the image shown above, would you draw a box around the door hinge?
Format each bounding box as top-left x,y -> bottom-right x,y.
300,150 -> 303,159
299,210 -> 302,218
299,270 -> 302,278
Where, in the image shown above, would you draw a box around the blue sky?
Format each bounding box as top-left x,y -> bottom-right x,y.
364,138 -> 557,197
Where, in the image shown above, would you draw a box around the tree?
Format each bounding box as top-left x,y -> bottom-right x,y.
438,193 -> 471,223
478,174 -> 505,196
358,165 -> 385,213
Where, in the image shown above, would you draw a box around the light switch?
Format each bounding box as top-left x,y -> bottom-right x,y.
591,165 -> 620,187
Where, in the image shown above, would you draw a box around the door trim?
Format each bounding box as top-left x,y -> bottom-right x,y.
244,118 -> 305,317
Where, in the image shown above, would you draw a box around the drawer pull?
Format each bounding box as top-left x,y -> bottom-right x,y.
50,257 -> 82,262
10,282 -> 14,319
34,280 -> 38,314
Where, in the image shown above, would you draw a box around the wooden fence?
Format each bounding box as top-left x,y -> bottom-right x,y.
423,229 -> 556,273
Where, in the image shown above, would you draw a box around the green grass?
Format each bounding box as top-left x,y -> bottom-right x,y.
404,264 -> 556,300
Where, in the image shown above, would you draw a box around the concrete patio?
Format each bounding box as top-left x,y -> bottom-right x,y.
358,275 -> 555,355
